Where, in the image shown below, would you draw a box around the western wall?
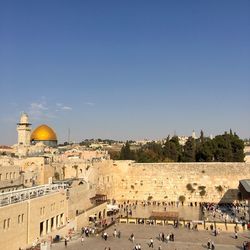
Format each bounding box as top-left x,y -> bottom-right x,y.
95,160 -> 250,204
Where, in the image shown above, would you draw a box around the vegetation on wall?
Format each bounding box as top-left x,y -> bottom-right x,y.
148,195 -> 153,201
186,183 -> 195,193
199,190 -> 206,196
178,195 -> 186,203
215,185 -> 224,193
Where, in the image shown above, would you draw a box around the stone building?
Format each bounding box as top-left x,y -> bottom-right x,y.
15,113 -> 58,157
0,160 -> 23,193
0,180 -> 107,250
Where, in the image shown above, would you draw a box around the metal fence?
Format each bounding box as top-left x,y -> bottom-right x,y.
0,183 -> 68,207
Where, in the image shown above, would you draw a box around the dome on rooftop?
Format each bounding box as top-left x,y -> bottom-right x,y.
30,124 -> 57,147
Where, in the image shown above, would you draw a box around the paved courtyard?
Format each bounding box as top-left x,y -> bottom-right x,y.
52,223 -> 250,250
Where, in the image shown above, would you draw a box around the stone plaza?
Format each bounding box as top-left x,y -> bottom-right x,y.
52,223 -> 249,250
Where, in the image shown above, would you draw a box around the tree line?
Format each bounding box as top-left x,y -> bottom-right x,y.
111,130 -> 245,162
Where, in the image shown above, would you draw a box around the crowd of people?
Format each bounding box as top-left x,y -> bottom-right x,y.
202,202 -> 249,223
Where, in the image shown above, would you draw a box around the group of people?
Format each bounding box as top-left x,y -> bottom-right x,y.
207,239 -> 215,249
202,202 -> 249,224
113,228 -> 121,238
81,226 -> 95,237
133,243 -> 142,249
158,231 -> 175,242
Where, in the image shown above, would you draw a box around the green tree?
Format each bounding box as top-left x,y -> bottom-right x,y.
119,141 -> 135,160
182,137 -> 196,162
230,133 -> 245,162
163,136 -> 182,162
213,133 -> 233,161
196,135 -> 214,162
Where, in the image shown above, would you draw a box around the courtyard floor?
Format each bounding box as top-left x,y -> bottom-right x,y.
52,223 -> 250,250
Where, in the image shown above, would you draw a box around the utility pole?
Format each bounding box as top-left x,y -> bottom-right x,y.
68,128 -> 70,144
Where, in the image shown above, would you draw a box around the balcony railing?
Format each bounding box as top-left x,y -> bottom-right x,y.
0,183 -> 68,207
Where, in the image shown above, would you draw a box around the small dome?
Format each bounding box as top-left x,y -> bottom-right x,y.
31,124 -> 57,142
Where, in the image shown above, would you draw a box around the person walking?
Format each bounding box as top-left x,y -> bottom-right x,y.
130,233 -> 135,242
113,228 -> 117,238
103,232 -> 108,241
211,241 -> 215,250
162,232 -> 165,242
81,236 -> 84,245
159,232 -> 162,241
207,239 -> 211,249
118,230 -> 121,238
64,238 -> 67,247
149,238 -> 154,248
235,231 -> 238,239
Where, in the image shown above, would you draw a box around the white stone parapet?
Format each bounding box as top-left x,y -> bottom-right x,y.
0,183 -> 68,207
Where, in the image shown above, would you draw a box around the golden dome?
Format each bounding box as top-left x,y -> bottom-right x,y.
30,124 -> 57,141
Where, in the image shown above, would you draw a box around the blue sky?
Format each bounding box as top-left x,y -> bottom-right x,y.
0,1 -> 249,145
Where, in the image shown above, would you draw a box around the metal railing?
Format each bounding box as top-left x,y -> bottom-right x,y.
0,183 -> 68,207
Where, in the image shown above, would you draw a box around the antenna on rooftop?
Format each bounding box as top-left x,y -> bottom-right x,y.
68,128 -> 70,144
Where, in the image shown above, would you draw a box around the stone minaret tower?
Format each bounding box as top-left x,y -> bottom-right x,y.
17,113 -> 31,146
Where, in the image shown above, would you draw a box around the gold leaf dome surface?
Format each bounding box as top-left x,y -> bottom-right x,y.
30,124 -> 57,141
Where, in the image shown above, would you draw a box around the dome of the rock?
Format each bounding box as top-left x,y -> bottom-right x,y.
30,124 -> 57,147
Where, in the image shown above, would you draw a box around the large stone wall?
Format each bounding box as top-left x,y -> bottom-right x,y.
96,161 -> 250,204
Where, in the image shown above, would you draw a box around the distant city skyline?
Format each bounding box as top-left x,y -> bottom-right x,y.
0,1 -> 249,145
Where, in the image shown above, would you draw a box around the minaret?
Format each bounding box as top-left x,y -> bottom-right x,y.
192,130 -> 196,139
17,113 -> 31,146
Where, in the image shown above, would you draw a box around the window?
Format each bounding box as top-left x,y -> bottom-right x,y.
10,172 -> 12,179
40,207 -> 45,215
0,174 -> 2,180
13,172 -> 16,179
18,214 -> 24,223
3,219 -> 7,229
6,173 -> 8,180
51,203 -> 55,211
3,218 -> 11,229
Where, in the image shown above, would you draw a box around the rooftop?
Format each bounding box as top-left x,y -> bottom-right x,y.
239,179 -> 250,193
